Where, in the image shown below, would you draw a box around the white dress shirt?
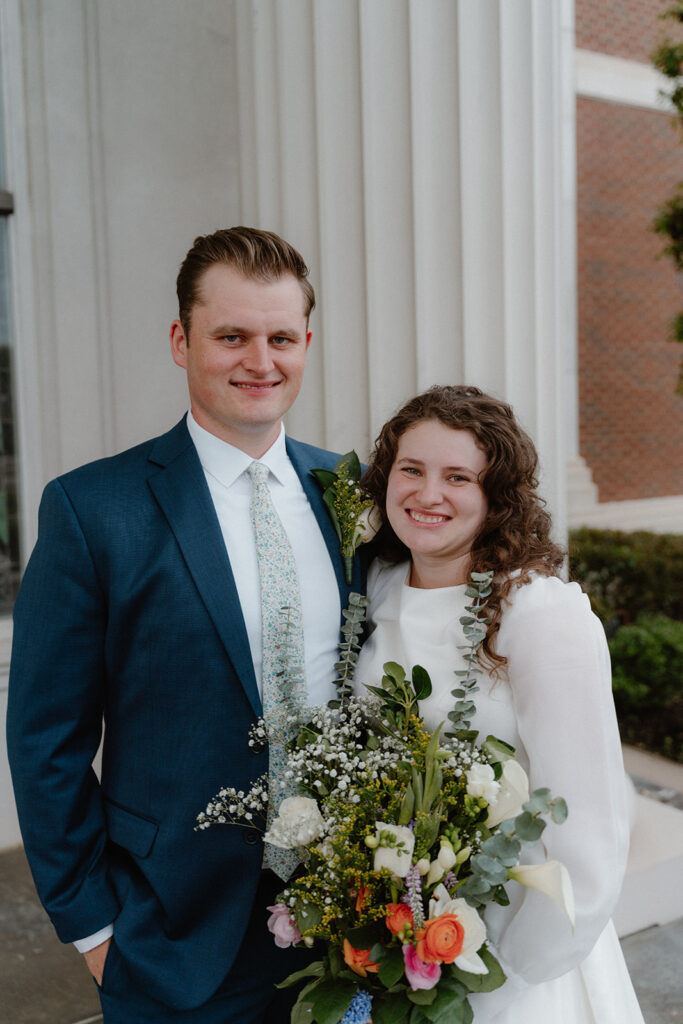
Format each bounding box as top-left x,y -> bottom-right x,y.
74,413 -> 341,952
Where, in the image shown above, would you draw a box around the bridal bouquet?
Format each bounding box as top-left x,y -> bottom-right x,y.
197,574 -> 574,1024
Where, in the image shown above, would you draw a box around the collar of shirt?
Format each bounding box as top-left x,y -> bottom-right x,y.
186,411 -> 290,489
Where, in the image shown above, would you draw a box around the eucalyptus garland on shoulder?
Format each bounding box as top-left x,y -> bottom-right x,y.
196,569 -> 574,1024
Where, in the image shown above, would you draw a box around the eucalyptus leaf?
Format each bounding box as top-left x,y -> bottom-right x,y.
470,853 -> 508,884
523,788 -> 552,814
551,797 -> 569,823
480,832 -> 521,866
514,811 -> 546,843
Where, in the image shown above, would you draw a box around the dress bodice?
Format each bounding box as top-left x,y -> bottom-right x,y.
354,562 -> 522,758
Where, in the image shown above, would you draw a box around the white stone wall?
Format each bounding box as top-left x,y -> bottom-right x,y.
0,0 -> 243,849
0,0 -> 577,850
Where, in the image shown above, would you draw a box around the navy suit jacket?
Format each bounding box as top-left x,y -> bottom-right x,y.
6,418 -> 362,1010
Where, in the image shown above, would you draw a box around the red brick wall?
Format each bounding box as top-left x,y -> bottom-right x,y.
576,0 -> 672,65
577,96 -> 683,501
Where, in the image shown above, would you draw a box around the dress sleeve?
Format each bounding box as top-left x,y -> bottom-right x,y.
486,575 -> 629,986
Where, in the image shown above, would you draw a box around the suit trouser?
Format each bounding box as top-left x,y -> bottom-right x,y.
95,870 -> 316,1023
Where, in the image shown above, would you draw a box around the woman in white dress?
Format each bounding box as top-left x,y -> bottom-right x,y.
354,385 -> 644,1024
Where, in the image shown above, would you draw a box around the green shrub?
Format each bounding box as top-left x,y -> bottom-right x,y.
569,528 -> 683,625
609,614 -> 683,762
569,528 -> 683,761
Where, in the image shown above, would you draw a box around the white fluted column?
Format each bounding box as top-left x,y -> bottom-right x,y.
234,0 -> 576,536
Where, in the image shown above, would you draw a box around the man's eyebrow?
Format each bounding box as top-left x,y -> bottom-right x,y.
210,324 -> 305,340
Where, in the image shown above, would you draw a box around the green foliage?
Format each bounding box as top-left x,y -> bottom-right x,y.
653,184 -> 683,271
569,528 -> 683,625
650,1 -> 683,387
609,614 -> 683,762
569,528 -> 683,761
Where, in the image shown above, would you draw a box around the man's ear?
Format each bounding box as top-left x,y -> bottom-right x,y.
170,320 -> 188,369
305,328 -> 312,352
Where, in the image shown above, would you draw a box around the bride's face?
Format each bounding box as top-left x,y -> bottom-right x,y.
385,420 -> 489,573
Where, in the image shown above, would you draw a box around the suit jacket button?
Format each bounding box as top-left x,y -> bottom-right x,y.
243,830 -> 260,846
250,739 -> 266,754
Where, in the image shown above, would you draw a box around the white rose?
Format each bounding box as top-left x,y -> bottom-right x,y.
263,796 -> 326,849
352,504 -> 382,546
486,759 -> 530,827
508,861 -> 575,928
466,763 -> 500,805
373,821 -> 415,877
429,884 -> 489,974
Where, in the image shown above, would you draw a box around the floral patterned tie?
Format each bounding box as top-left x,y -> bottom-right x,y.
248,461 -> 306,880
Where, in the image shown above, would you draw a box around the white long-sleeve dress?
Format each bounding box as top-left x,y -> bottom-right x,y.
355,561 -> 644,1024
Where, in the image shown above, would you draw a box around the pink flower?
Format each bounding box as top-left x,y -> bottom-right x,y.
403,943 -> 442,991
266,903 -> 302,948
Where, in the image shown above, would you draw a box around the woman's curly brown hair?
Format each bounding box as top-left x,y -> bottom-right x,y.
361,385 -> 565,668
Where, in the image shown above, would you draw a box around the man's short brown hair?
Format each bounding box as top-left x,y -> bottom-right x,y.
176,226 -> 316,336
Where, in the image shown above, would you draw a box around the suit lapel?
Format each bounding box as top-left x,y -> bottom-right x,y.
286,437 -> 361,610
147,421 -> 261,717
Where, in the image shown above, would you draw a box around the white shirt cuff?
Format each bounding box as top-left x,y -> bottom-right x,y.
73,923 -> 114,953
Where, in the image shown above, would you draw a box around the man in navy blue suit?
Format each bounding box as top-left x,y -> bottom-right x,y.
7,227 -> 362,1022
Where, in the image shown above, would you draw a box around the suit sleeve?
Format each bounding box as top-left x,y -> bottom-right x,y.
6,479 -> 120,942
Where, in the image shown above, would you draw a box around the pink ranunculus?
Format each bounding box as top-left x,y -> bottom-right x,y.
403,942 -> 442,991
266,903 -> 302,948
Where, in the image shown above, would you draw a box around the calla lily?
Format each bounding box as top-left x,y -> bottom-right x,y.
486,759 -> 530,827
508,860 -> 575,928
353,503 -> 382,546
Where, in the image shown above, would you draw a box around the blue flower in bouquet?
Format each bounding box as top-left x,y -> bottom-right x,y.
340,989 -> 373,1024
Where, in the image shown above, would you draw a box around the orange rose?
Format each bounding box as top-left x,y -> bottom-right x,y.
355,886 -> 369,913
415,914 -> 465,964
343,938 -> 380,977
385,903 -> 414,937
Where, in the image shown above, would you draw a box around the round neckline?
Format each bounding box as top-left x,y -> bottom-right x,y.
400,567 -> 469,595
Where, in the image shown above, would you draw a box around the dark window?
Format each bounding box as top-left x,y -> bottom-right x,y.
0,53 -> 21,614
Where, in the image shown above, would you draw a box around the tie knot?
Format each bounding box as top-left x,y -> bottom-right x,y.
248,461 -> 270,486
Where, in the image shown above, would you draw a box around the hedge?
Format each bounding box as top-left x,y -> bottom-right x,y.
569,529 -> 683,762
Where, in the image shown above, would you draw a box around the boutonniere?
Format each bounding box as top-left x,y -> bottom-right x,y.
311,451 -> 381,584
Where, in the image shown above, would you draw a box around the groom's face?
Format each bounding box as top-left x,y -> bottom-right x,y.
170,264 -> 311,456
